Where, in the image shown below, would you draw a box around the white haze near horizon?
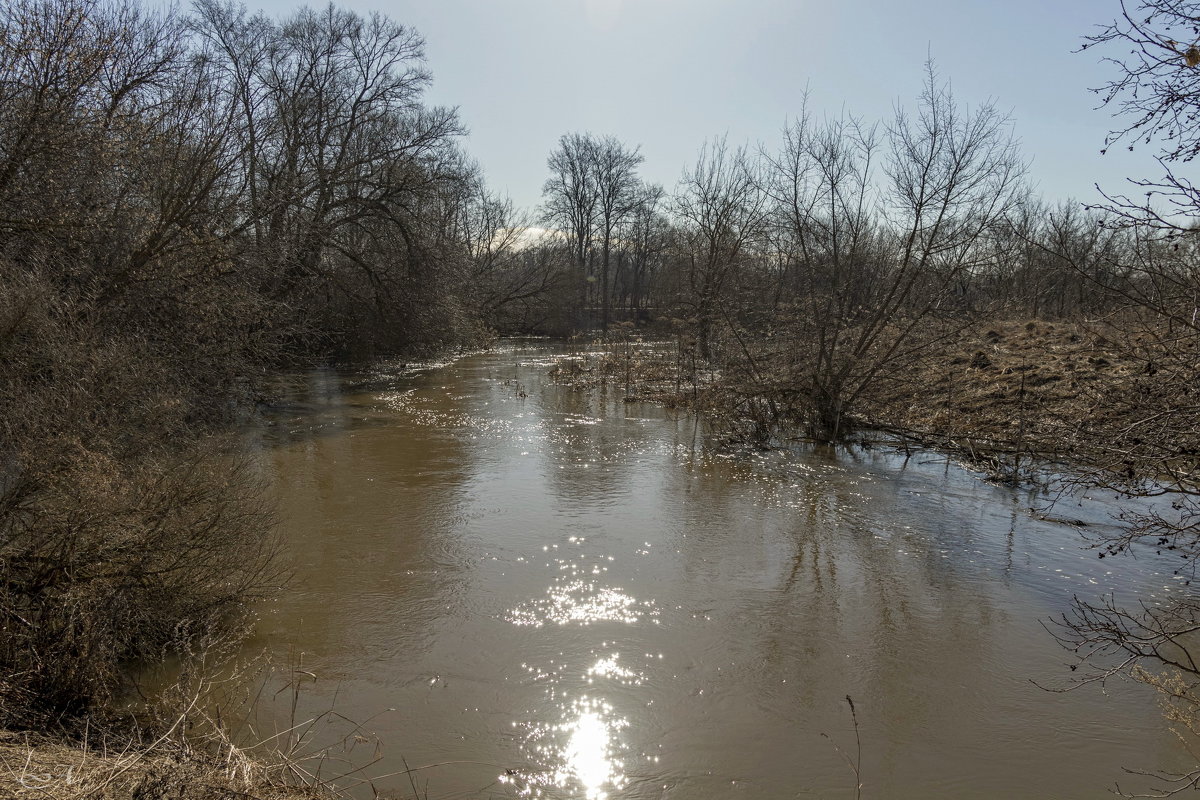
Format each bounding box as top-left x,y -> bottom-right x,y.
251,0 -> 1166,216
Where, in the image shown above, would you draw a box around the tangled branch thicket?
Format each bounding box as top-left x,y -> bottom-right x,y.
0,0 -> 520,728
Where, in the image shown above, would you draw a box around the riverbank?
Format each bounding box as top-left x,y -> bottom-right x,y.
556,319 -> 1196,482
859,319 -> 1179,454
0,729 -> 329,800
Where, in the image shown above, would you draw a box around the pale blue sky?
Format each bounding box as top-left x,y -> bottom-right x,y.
253,0 -> 1163,212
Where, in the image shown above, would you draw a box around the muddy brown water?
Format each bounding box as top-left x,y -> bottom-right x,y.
240,340 -> 1192,799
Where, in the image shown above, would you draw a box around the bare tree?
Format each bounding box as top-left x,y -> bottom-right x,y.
542,133 -> 599,324
673,137 -> 767,360
1023,10 -> 1200,794
541,132 -> 645,330
761,111 -> 883,438
191,1 -> 467,352
452,171 -> 565,329
620,181 -> 668,321
0,0 -> 489,722
1083,0 -> 1200,233
748,66 -> 1024,439
0,0 -> 282,718
591,136 -> 644,329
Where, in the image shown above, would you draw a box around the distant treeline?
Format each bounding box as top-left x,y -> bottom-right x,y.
527,74 -> 1200,440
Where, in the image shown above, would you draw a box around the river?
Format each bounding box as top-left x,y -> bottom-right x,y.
240,339 -> 1191,799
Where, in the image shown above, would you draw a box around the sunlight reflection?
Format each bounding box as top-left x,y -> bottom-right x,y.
557,699 -> 626,800
587,654 -> 642,685
507,580 -> 658,627
504,696 -> 628,799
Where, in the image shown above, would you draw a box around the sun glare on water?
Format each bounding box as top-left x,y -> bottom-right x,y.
556,698 -> 627,800
505,694 -> 629,800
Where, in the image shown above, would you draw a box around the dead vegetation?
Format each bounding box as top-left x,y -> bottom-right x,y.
0,649 -> 419,800
0,729 -> 325,800
0,264 -> 283,724
551,320 -> 1159,459
0,0 -> 492,735
859,319 -> 1182,467
559,317 -> 1199,481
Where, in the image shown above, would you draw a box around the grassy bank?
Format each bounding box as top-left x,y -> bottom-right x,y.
0,729 -> 326,800
554,319 -> 1198,483
0,655 -> 374,800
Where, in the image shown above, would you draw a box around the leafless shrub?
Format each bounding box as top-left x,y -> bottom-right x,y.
0,260 -> 280,721
0,0 -> 486,726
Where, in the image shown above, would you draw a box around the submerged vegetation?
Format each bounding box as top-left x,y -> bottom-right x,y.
2,0 -> 1200,794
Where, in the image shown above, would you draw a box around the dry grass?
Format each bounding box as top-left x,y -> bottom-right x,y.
0,727 -> 326,800
860,319 -> 1142,448
548,334 -> 724,410
552,319 -> 1200,478
853,317 -> 1200,483
0,654 -> 399,800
